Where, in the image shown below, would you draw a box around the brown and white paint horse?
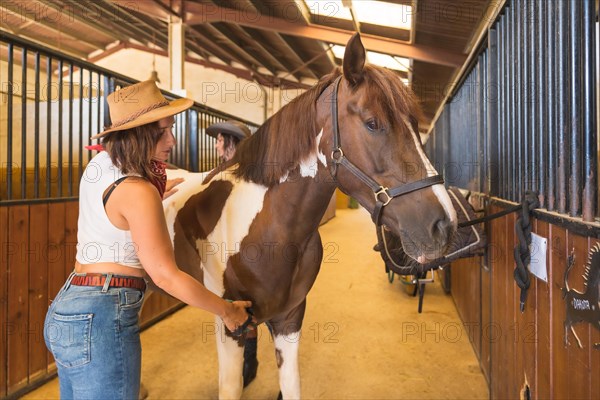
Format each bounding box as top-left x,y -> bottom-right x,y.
159,34 -> 457,398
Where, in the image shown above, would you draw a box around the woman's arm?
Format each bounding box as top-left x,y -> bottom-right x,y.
114,179 -> 252,331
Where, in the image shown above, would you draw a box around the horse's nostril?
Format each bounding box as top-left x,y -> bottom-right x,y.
432,217 -> 453,244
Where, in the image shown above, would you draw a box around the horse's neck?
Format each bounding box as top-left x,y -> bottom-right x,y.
260,166 -> 336,240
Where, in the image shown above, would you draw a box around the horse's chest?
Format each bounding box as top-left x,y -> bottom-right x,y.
164,171 -> 269,295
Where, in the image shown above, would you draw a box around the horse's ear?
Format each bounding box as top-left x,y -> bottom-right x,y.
343,33 -> 366,86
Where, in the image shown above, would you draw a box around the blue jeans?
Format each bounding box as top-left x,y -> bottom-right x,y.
44,273 -> 145,400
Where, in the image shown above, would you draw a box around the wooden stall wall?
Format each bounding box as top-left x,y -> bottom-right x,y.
450,204 -> 600,399
0,202 -> 181,398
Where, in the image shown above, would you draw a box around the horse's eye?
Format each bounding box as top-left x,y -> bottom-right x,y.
365,118 -> 381,132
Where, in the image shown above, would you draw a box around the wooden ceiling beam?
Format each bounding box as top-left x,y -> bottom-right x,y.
185,4 -> 466,68
208,23 -> 280,76
35,0 -> 129,43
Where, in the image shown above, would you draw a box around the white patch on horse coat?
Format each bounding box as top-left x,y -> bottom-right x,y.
164,167 -> 268,295
402,117 -> 457,224
316,129 -> 328,167
281,129 -> 328,183
274,334 -> 301,399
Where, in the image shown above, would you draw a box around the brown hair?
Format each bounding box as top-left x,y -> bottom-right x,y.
101,121 -> 162,179
220,133 -> 241,162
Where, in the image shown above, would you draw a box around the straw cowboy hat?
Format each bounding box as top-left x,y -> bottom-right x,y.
91,80 -> 193,140
206,120 -> 251,141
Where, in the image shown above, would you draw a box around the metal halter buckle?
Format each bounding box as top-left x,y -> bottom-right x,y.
375,186 -> 392,206
331,148 -> 344,163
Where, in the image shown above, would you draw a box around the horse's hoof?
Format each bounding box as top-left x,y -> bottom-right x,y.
243,357 -> 259,387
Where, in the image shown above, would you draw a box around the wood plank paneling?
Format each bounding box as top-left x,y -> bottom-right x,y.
7,205 -> 29,392
47,203 -> 67,300
535,220 -> 552,399
46,203 -> 66,373
28,204 -> 48,380
590,238 -> 600,399
456,256 -> 481,356
506,212 -> 518,397
0,207 -> 8,397
550,225 -> 568,398
480,252 -> 491,383
0,200 -> 184,397
65,204 -> 78,277
489,205 -> 507,398
514,215 -> 538,397
420,204 -> 599,400
566,232 -> 591,399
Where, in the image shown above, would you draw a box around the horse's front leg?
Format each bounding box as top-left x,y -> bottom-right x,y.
269,300 -> 307,399
215,317 -> 244,399
273,331 -> 301,399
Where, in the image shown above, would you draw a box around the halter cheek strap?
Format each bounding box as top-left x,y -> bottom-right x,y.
327,75 -> 444,225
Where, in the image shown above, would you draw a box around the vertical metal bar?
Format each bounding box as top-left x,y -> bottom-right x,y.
582,0 -> 597,220
510,1 -> 517,201
520,0 -> 528,196
21,47 -> 27,199
189,110 -> 197,172
537,0 -> 547,209
556,0 -> 569,214
496,16 -> 503,198
58,60 -> 64,197
103,76 -> 114,129
68,63 -> 74,197
488,28 -> 499,196
546,1 -> 556,211
481,50 -> 488,195
528,0 -> 537,193
46,56 -> 52,198
79,67 -> 84,179
196,112 -> 201,172
569,0 -> 582,216
97,73 -> 102,137
34,51 -> 40,199
501,13 -> 508,200
88,70 -> 93,162
6,43 -> 13,200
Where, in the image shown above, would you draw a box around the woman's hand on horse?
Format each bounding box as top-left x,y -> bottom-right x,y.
222,300 -> 256,334
163,177 -> 185,199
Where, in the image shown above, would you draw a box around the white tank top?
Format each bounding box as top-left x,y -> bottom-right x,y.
75,151 -> 143,269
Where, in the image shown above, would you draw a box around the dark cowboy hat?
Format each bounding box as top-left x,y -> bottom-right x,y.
206,120 -> 251,141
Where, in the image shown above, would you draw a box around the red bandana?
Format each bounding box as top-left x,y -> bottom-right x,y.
85,145 -> 167,198
149,159 -> 167,199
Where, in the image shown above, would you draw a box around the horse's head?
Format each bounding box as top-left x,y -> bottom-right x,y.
317,34 -> 457,262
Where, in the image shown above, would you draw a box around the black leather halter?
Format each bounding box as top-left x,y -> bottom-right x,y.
328,75 -> 445,226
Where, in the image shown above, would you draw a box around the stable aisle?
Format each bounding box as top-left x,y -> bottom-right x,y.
24,208 -> 489,399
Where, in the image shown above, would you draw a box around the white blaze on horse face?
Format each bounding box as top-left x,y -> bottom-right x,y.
403,118 -> 457,225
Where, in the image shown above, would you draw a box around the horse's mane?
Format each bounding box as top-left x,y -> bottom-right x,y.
231,65 -> 422,186
231,71 -> 340,186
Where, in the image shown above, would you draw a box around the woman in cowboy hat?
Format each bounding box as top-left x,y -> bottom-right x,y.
206,119 -> 251,163
43,80 -> 255,400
